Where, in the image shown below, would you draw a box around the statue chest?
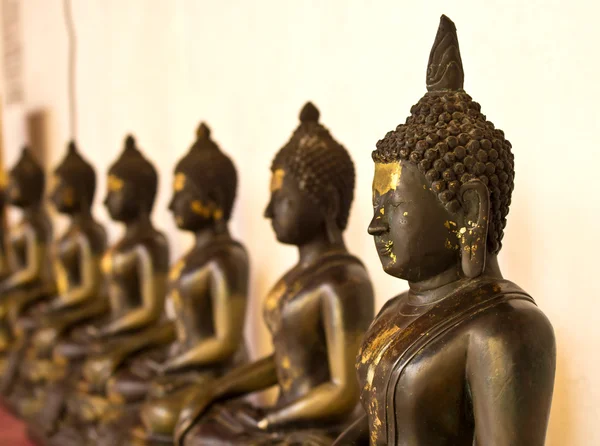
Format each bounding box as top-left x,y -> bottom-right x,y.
263,278 -> 329,399
357,298 -> 472,445
10,227 -> 28,267
54,235 -> 81,293
102,244 -> 146,312
263,277 -> 322,337
168,261 -> 213,344
356,280 -> 533,445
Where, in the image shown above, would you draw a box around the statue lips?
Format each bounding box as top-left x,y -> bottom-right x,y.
375,239 -> 394,257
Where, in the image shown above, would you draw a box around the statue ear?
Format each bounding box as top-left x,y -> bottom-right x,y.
457,179 -> 490,278
324,187 -> 342,244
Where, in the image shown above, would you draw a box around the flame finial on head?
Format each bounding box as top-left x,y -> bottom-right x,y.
196,122 -> 211,140
299,102 -> 320,123
426,15 -> 464,92
67,140 -> 78,154
124,134 -> 137,153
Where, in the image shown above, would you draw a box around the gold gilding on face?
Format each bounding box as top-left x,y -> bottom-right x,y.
190,200 -> 223,220
373,163 -> 402,197
173,173 -> 186,192
107,174 -> 124,192
270,169 -> 285,192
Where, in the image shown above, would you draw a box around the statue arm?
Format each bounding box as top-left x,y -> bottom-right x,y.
50,235 -> 98,311
163,256 -> 247,372
100,246 -> 160,336
467,303 -> 556,446
263,282 -> 366,428
0,226 -> 41,294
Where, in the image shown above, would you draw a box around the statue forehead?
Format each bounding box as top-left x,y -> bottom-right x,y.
373,161 -> 430,200
373,163 -> 402,196
270,168 -> 286,192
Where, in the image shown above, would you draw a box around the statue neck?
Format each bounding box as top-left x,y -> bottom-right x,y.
22,203 -> 44,220
69,208 -> 93,226
407,255 -> 503,306
124,213 -> 153,238
297,230 -> 347,267
193,224 -> 230,249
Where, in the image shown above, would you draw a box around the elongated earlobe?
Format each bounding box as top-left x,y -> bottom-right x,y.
458,179 -> 490,278
324,188 -> 342,244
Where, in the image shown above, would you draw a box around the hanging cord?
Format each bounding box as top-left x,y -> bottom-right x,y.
63,0 -> 77,140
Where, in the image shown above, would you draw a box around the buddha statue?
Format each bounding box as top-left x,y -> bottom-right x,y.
4,142 -> 108,417
0,171 -> 11,282
334,15 -> 556,446
175,102 -> 375,446
46,135 -> 172,444
0,147 -> 53,382
99,122 -> 250,445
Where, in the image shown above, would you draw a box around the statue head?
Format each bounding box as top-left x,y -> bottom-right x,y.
104,135 -> 158,222
168,122 -> 238,232
368,15 -> 515,281
51,141 -> 96,215
7,146 -> 45,209
264,102 -> 355,246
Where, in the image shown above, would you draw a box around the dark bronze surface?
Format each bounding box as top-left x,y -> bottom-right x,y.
103,123 -> 251,445
45,135 -> 171,445
0,146 -> 53,402
176,103 -> 375,446
334,15 -> 556,446
4,141 -> 107,418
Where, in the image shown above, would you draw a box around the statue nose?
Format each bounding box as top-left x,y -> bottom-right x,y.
264,199 -> 274,219
368,213 -> 388,236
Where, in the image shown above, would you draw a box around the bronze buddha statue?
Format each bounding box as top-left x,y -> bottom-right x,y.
97,122 -> 250,445
174,102 -> 375,446
0,170 -> 11,283
4,142 -> 108,417
334,15 -> 556,446
46,135 -> 172,444
0,147 -> 53,383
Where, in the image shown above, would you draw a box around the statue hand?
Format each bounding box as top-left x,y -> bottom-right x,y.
236,410 -> 267,431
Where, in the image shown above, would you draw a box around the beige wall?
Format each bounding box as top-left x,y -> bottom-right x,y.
2,0 -> 599,443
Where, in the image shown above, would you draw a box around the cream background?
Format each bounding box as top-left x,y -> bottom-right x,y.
1,1 -> 599,444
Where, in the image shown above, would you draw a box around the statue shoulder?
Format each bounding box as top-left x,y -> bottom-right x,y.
77,218 -> 108,254
318,256 -> 375,326
468,296 -> 555,367
135,228 -> 170,272
206,240 -> 249,271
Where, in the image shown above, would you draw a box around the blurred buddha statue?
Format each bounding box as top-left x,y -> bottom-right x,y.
0,169 -> 11,283
334,15 -> 556,446
5,142 -> 108,416
101,122 -> 249,445
47,135 -> 172,444
0,147 -> 53,382
175,103 -> 375,446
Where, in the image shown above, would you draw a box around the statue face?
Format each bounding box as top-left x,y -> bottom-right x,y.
368,161 -> 459,282
264,168 -> 324,245
103,174 -> 139,222
50,175 -> 79,214
168,173 -> 221,231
